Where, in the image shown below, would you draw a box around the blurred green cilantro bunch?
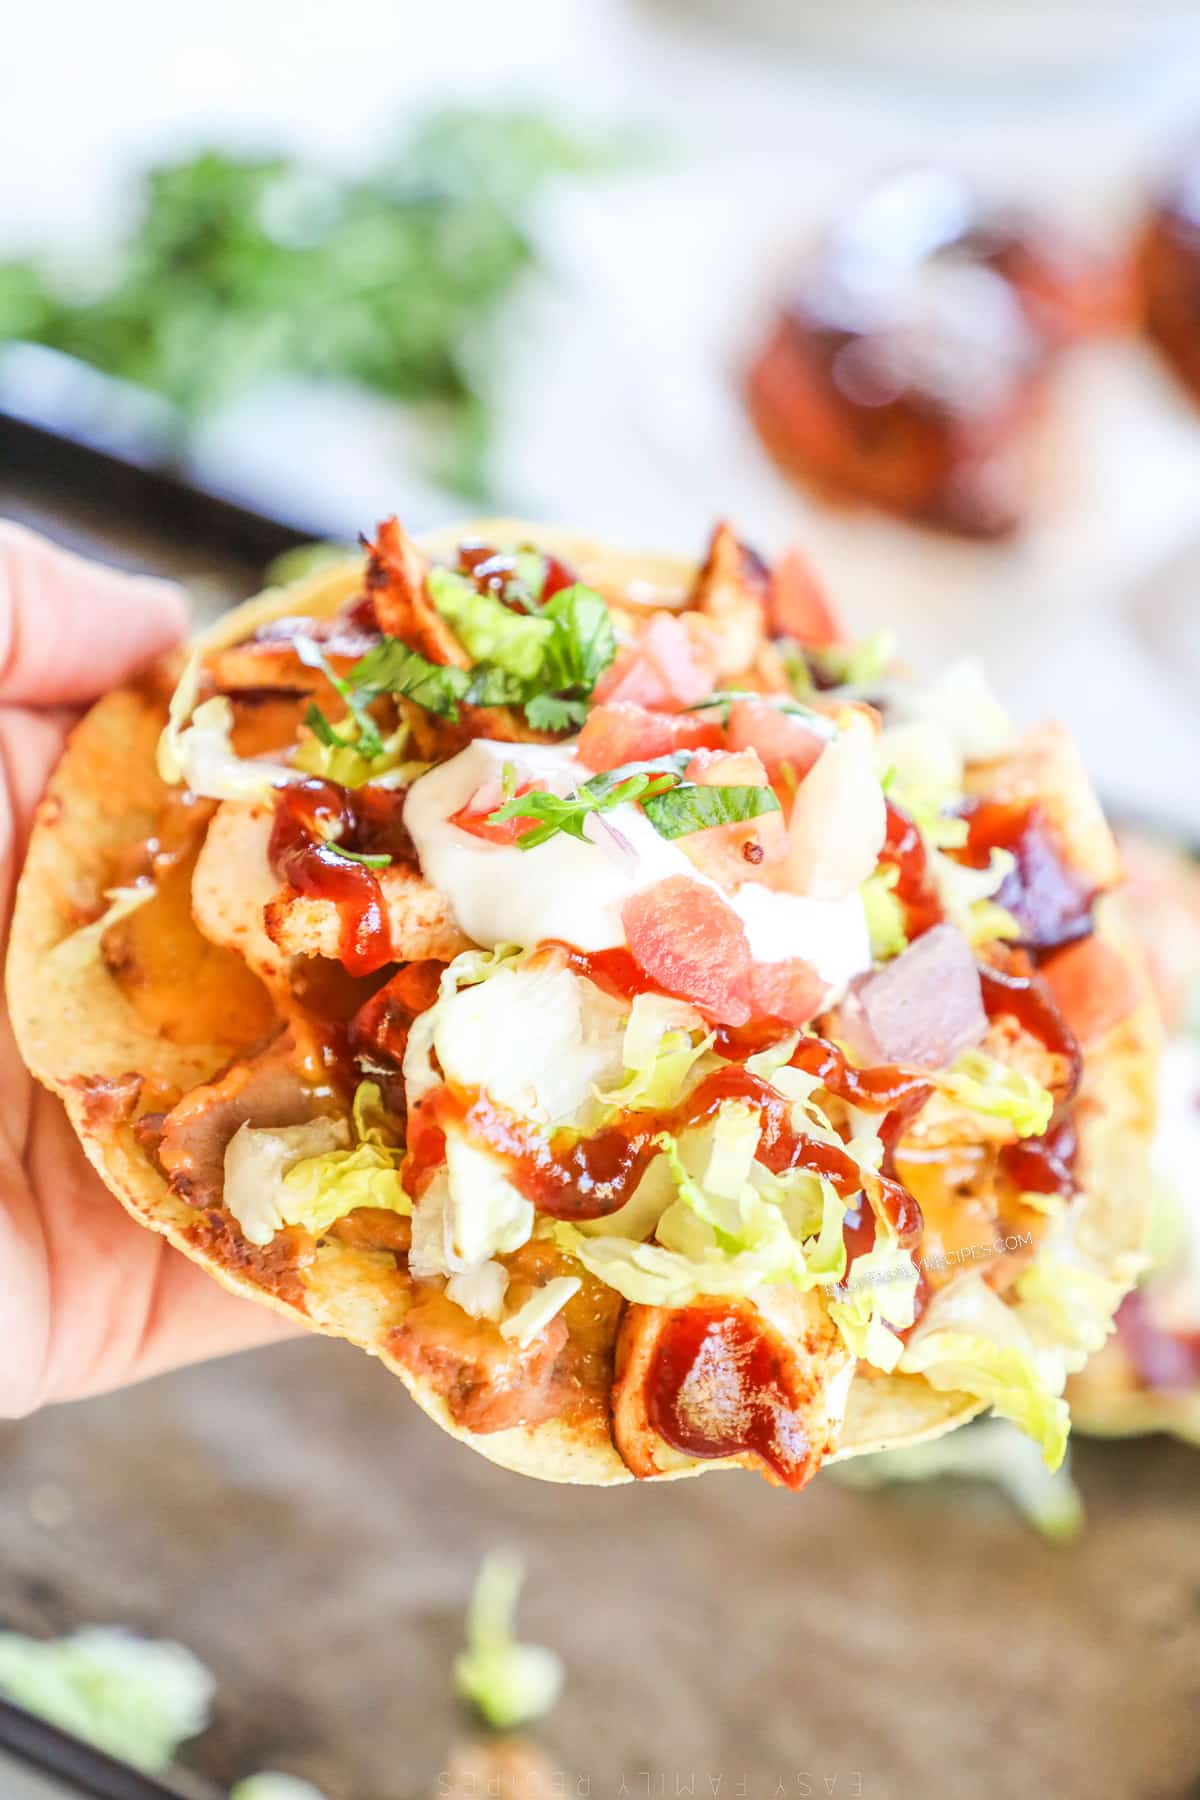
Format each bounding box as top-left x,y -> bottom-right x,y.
0,108 -> 628,497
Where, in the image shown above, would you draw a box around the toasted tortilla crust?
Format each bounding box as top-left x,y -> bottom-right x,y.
7,522 -> 1159,1484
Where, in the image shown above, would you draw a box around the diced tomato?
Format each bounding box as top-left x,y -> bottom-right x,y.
748,958 -> 828,1029
677,747 -> 789,886
450,780 -> 546,846
1040,934 -> 1141,1046
725,699 -> 828,791
684,747 -> 769,787
768,547 -> 846,646
577,702 -> 722,772
622,876 -> 753,1024
593,613 -> 717,712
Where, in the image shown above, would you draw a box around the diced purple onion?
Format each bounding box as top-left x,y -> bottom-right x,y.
841,922 -> 987,1071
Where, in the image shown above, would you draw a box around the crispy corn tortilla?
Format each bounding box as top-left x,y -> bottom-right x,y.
7,522 -> 1159,1483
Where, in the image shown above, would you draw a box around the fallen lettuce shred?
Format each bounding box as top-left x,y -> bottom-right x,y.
0,1627 -> 214,1772
937,1049 -> 1054,1140
1014,1254 -> 1133,1365
900,1275 -> 1070,1469
828,1420 -> 1085,1544
454,1553 -> 564,1732
231,1778 -> 331,1800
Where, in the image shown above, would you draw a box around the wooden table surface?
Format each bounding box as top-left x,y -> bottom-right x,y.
2,490 -> 1198,1800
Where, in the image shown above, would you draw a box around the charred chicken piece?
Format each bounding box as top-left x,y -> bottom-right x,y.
747,169 -> 1129,538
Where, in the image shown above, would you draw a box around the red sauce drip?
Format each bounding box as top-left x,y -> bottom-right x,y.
880,800 -> 943,938
1000,1111 -> 1078,1197
957,798 -> 1096,953
841,1196 -> 876,1277
269,779 -> 412,975
406,1045 -> 929,1261
457,542 -> 576,605
978,960 -> 1083,1098
1117,1289 -> 1200,1392
545,943 -> 663,1004
405,1065 -> 873,1219
646,1303 -> 817,1488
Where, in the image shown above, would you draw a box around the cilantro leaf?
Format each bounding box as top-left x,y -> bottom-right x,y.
325,844 -> 392,869
681,689 -> 830,729
303,701 -> 346,749
348,639 -> 472,721
524,692 -> 589,732
294,637 -> 384,758
641,783 -> 780,838
488,766 -> 679,850
540,584 -> 617,693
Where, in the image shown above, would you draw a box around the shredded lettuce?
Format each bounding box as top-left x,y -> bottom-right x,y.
597,993 -> 712,1112
937,1049 -> 1054,1139
224,1082 -> 409,1247
808,629 -> 896,691
429,955 -> 623,1125
894,656 -> 1014,763
829,1420 -> 1085,1545
429,566 -> 556,679
442,1132 -> 535,1266
454,1553 -> 564,1731
48,882 -> 154,977
156,650 -> 204,784
0,1627 -> 214,1772
157,659 -> 299,801
861,865 -> 908,961
500,1277 -> 581,1345
744,1032 -> 800,1082
901,1275 -> 1069,1469
446,1259 -> 510,1321
557,1110 -> 843,1305
293,719 -> 414,789
231,1779 -> 330,1800
932,846 -> 1022,947
903,1330 -> 1069,1470
402,945 -> 524,1105
555,1217 -> 804,1307
1014,1256 -> 1130,1365
878,718 -> 963,817
827,1237 -> 918,1372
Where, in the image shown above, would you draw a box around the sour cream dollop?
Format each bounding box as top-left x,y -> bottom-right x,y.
404,740 -> 872,1000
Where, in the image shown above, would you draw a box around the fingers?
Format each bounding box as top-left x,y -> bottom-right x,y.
1,1090 -> 300,1417
0,521 -> 189,707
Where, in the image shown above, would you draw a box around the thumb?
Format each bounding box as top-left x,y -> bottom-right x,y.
0,522 -> 190,706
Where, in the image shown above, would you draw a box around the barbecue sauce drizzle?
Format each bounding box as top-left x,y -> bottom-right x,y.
647,1302 -> 820,1489
269,778 -> 413,976
405,941 -> 931,1250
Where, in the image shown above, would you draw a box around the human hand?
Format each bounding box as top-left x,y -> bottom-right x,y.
0,522 -> 298,1416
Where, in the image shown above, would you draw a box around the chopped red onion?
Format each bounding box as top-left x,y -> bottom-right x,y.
583,809 -> 639,863
840,922 -> 986,1071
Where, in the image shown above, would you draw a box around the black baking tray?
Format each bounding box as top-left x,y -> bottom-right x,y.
0,342 -> 324,568
0,1695 -> 216,1800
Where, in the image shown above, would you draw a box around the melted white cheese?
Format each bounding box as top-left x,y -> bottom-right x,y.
404,739 -> 872,1001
